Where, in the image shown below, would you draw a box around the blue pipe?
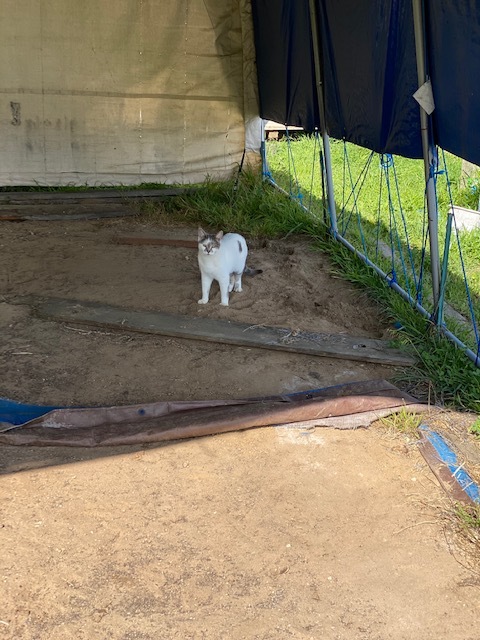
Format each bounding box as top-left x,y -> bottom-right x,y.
420,425 -> 480,503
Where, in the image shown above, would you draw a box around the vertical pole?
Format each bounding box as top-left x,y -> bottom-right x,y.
308,0 -> 337,233
412,0 -> 441,315
260,119 -> 268,177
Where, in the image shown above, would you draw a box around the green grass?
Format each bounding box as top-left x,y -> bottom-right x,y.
314,230 -> 480,410
379,408 -> 423,437
470,417 -> 480,437
143,171 -> 321,239
141,169 -> 480,412
267,136 -> 480,350
453,503 -> 480,532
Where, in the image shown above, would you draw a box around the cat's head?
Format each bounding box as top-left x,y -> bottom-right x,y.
198,228 -> 223,255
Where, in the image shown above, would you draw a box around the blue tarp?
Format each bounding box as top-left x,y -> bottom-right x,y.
252,0 -> 480,165
0,398 -> 60,426
428,0 -> 480,165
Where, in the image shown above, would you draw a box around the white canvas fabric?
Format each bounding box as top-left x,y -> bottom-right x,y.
0,0 -> 260,186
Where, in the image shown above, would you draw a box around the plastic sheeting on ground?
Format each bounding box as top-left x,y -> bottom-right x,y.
0,380 -> 420,447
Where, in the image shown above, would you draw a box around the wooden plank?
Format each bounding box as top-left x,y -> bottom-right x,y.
0,210 -> 137,222
0,202 -> 133,212
32,297 -> 415,366
113,236 -> 198,248
0,187 -> 195,204
0,201 -> 137,221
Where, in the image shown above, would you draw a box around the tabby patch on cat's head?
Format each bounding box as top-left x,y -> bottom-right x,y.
198,227 -> 223,255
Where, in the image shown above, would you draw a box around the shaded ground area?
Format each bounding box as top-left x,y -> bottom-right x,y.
0,217 -> 479,639
0,218 -> 394,406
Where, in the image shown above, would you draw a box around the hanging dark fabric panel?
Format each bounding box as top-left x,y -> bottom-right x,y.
316,0 -> 422,158
251,0 -> 319,129
253,1 -> 480,163
427,0 -> 480,166
252,0 -> 424,158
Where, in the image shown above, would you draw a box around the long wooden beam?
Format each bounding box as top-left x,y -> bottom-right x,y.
26,297 -> 415,366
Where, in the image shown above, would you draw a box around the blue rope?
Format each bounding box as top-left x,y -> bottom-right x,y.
340,144 -> 374,241
382,154 -> 415,296
285,127 -> 303,205
416,201 -> 429,306
308,131 -> 319,214
441,150 -> 480,357
375,161 -> 383,262
391,156 -> 419,292
343,145 -> 372,257
340,143 -> 347,234
385,161 -> 397,282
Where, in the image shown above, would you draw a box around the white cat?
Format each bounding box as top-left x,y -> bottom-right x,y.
197,228 -> 260,306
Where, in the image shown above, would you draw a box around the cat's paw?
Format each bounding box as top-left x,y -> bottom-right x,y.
198,298 -> 208,305
220,301 -> 229,306
233,284 -> 242,292
228,284 -> 234,293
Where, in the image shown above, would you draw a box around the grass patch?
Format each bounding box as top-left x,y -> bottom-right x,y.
379,408 -> 423,438
454,503 -> 480,531
267,136 -> 480,350
140,172 -> 321,239
316,234 -> 480,410
141,168 -> 480,413
470,417 -> 480,437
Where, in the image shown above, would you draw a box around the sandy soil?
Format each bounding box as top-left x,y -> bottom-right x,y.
0,217 -> 479,639
0,218 -> 394,406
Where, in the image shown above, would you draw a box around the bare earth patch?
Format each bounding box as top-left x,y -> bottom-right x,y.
0,218 -> 479,639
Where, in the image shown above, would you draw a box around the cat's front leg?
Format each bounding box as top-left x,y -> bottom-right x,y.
198,273 -> 213,304
219,276 -> 230,306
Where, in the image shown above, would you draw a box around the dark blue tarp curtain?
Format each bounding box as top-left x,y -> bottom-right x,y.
427,0 -> 480,166
252,0 -> 480,165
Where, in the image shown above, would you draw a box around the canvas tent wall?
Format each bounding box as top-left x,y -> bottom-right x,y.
0,0 -> 260,186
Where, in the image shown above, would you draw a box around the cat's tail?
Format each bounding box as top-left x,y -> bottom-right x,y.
243,266 -> 263,277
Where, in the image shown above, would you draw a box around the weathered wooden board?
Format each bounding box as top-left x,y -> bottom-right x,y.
31,297 -> 415,366
0,188 -> 196,221
113,237 -> 198,248
0,204 -> 137,221
0,187 -> 195,204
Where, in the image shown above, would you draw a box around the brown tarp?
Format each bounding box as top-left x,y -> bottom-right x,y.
0,380 -> 421,448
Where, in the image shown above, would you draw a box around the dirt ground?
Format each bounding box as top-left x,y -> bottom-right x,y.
0,217 -> 479,639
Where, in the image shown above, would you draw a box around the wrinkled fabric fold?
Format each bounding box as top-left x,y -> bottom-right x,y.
0,380 -> 420,447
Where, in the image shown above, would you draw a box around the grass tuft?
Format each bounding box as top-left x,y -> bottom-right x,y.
453,503 -> 480,539
139,171 -> 323,240
379,408 -> 423,437
470,417 -> 480,437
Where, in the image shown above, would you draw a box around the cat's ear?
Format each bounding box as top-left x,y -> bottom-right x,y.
215,231 -> 224,241
198,227 -> 206,241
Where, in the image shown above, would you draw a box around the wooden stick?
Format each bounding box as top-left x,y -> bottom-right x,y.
113,237 -> 197,248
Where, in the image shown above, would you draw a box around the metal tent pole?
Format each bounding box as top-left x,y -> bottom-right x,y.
412,0 -> 441,314
308,0 -> 337,233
